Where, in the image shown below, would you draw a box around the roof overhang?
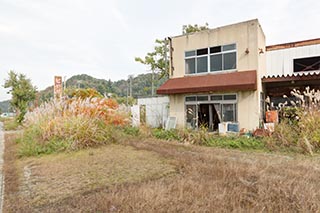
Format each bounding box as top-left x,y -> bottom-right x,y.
157,70 -> 257,95
262,71 -> 320,83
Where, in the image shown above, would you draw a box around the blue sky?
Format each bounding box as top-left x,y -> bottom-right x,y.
1,0 -> 319,101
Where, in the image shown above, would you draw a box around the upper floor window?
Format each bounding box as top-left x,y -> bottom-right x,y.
294,56 -> 320,72
185,44 -> 237,75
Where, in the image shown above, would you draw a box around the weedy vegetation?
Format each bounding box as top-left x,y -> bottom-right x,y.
1,117 -> 20,131
267,87 -> 320,154
3,87 -> 320,211
19,96 -> 129,156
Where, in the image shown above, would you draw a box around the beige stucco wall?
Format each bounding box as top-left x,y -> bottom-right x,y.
168,19 -> 266,130
170,19 -> 260,78
169,95 -> 185,128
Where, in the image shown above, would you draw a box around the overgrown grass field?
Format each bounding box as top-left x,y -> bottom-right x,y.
3,88 -> 320,211
4,132 -> 320,212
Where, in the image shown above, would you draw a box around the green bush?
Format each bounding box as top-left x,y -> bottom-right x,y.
3,118 -> 20,131
150,127 -> 264,151
205,136 -> 265,150
152,128 -> 180,141
123,126 -> 140,136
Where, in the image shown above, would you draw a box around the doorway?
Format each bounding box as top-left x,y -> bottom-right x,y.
198,104 -> 220,131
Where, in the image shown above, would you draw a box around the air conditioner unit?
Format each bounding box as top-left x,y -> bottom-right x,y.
219,122 -> 239,135
227,123 -> 239,132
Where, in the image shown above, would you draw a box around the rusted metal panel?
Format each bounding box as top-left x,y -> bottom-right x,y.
157,70 -> 257,95
266,38 -> 320,51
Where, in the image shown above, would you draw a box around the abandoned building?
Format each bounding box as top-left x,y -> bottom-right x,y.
157,19 -> 320,131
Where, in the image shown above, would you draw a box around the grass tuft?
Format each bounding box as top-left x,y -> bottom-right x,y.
18,97 -> 129,156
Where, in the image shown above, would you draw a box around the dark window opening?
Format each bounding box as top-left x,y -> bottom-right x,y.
197,48 -> 208,55
210,46 -> 222,54
294,56 -> 320,72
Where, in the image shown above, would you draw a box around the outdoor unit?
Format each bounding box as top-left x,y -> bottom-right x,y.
218,122 -> 239,134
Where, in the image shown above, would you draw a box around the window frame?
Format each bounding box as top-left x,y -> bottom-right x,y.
184,93 -> 238,129
293,56 -> 320,73
184,43 -> 237,75
209,44 -> 237,73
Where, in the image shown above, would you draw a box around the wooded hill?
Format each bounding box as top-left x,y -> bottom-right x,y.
0,73 -> 167,112
0,100 -> 10,113
41,73 -> 166,101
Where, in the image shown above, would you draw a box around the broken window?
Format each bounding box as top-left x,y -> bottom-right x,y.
294,56 -> 320,72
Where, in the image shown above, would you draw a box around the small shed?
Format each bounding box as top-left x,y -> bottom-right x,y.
131,96 -> 169,128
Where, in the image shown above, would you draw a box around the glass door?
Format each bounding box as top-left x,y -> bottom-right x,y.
186,105 -> 197,129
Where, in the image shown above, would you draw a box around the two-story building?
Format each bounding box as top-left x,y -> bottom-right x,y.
157,19 -> 320,131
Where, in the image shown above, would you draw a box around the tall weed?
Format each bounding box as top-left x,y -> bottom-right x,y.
268,87 -> 320,154
19,97 -> 129,156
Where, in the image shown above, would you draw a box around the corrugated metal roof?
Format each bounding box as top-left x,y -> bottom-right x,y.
157,70 -> 257,95
262,71 -> 320,83
266,38 -> 320,51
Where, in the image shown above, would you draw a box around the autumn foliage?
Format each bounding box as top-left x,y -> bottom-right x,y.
21,95 -> 129,155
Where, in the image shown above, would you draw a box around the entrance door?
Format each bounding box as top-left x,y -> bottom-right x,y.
199,104 -> 220,131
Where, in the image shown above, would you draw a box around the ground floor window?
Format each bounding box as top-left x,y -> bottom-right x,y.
185,94 -> 237,131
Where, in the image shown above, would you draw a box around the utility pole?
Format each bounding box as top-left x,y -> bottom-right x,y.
151,69 -> 154,96
63,76 -> 66,97
128,75 -> 133,97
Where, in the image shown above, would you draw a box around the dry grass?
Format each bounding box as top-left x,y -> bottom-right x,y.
4,135 -> 320,212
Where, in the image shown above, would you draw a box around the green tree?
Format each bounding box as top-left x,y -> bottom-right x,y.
135,39 -> 169,79
182,23 -> 209,34
4,71 -> 37,123
135,23 -> 209,78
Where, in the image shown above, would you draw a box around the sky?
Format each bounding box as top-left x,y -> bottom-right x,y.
0,0 -> 319,101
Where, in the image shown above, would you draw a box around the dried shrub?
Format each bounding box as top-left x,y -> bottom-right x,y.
20,97 -> 129,156
268,87 -> 320,154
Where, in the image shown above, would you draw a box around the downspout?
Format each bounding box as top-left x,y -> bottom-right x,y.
167,37 -> 174,77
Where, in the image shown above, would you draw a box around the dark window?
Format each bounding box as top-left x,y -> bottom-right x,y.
210,46 -> 221,53
197,48 -> 208,56
294,56 -> 320,72
197,96 -> 208,101
211,95 -> 223,100
224,94 -> 237,100
186,96 -> 196,102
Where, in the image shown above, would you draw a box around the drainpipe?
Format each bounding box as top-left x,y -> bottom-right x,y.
167,37 -> 174,77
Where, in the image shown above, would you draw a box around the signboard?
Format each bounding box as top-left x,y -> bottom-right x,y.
54,76 -> 63,99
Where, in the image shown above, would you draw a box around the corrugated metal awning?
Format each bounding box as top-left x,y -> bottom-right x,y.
157,70 -> 257,95
262,71 -> 320,83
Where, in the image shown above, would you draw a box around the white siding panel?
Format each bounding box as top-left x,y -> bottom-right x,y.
137,96 -> 169,128
266,44 -> 320,77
